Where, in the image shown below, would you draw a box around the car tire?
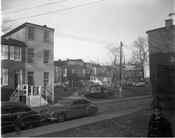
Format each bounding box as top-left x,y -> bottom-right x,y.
57,114 -> 66,123
26,123 -> 34,129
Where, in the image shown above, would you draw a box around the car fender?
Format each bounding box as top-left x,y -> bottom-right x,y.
86,105 -> 98,115
53,111 -> 67,119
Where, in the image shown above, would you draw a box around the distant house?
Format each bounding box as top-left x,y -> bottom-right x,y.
146,19 -> 175,110
1,22 -> 55,103
54,59 -> 86,86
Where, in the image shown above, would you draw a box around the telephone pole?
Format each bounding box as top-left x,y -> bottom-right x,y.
119,41 -> 123,99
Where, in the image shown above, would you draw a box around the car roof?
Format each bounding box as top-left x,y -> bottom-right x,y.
1,101 -> 28,108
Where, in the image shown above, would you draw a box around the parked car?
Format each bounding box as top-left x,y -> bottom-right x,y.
85,86 -> 112,98
1,101 -> 44,133
39,96 -> 98,123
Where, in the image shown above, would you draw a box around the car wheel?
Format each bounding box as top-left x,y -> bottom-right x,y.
57,114 -> 66,123
26,123 -> 34,129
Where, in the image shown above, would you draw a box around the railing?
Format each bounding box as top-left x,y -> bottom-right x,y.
10,84 -> 53,106
10,86 -> 19,102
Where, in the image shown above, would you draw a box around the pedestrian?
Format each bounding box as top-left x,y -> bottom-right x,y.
147,105 -> 173,137
14,115 -> 21,135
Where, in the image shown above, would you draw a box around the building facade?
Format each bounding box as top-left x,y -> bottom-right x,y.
1,22 -> 55,103
146,19 -> 175,111
1,38 -> 26,101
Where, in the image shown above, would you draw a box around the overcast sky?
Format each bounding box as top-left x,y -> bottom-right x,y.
1,0 -> 174,65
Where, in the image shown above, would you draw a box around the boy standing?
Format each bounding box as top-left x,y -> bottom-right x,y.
147,106 -> 173,137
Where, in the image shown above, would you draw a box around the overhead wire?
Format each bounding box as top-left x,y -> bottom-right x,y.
5,0 -> 105,22
2,0 -> 68,15
55,31 -> 112,44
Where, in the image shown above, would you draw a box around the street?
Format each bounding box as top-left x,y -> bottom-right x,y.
2,95 -> 152,137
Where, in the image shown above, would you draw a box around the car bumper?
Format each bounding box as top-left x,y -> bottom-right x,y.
46,116 -> 57,121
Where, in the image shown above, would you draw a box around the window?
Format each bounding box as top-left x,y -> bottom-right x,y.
44,31 -> 49,43
12,107 -> 24,113
2,108 -> 11,115
82,99 -> 91,104
14,47 -> 22,61
72,100 -> 82,105
28,27 -> 34,40
10,46 -> 14,60
28,72 -> 34,86
28,48 -> 34,63
24,106 -> 31,112
44,72 -> 49,86
1,45 -> 8,59
44,50 -> 49,63
1,69 -> 8,86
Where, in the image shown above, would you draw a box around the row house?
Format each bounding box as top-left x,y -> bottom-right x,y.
123,63 -> 143,82
146,19 -> 175,111
1,22 -> 55,104
54,59 -> 86,87
54,60 -> 114,86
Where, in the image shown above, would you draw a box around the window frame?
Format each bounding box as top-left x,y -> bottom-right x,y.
44,50 -> 49,64
44,30 -> 49,43
28,26 -> 34,40
1,45 -> 8,60
1,69 -> 8,86
28,48 -> 35,63
44,72 -> 49,86
14,47 -> 22,61
10,46 -> 14,60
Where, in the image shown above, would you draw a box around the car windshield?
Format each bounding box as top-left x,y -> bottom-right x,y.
58,98 -> 72,105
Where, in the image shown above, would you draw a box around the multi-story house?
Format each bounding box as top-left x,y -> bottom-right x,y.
1,38 -> 26,101
1,22 -> 55,104
146,19 -> 175,111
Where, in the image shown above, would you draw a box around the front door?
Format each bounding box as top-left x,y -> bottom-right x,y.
14,70 -> 22,89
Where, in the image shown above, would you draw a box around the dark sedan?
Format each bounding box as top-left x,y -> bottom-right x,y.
39,96 -> 98,123
1,101 -> 44,133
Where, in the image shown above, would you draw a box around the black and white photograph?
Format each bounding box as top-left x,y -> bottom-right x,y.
1,0 -> 175,137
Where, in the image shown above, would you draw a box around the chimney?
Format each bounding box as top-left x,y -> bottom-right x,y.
165,19 -> 173,29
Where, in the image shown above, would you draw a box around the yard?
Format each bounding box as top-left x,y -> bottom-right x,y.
53,86 -> 151,102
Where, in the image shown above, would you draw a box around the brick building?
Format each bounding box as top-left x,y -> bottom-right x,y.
146,19 -> 175,111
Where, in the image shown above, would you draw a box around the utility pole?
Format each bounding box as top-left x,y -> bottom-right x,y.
119,41 -> 123,99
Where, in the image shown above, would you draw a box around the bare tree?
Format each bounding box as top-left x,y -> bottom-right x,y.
130,36 -> 149,79
106,44 -> 120,88
107,44 -> 120,66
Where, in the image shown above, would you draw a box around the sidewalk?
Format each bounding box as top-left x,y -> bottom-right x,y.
2,95 -> 151,137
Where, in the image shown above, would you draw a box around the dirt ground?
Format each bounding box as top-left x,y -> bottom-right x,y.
39,108 -> 174,137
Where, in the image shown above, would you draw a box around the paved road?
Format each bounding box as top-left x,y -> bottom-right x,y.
2,95 -> 152,137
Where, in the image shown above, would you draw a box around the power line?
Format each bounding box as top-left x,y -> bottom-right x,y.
5,0 -> 105,22
2,0 -> 68,15
55,31 -> 111,44
122,43 -> 136,50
